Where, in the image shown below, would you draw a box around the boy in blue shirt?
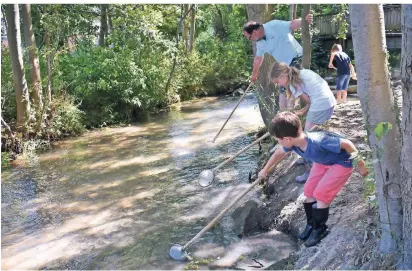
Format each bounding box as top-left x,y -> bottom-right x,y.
258,111 -> 368,247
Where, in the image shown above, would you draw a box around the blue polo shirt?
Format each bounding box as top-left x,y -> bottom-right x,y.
256,20 -> 303,64
282,131 -> 353,168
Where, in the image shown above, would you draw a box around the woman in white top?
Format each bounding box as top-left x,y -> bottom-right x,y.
270,62 -> 337,131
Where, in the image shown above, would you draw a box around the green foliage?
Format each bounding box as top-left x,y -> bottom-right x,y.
2,4 -> 252,150
331,4 -> 349,39
388,49 -> 401,68
1,152 -> 11,169
56,45 -> 161,127
47,94 -> 86,136
375,122 -> 393,141
1,46 -> 16,123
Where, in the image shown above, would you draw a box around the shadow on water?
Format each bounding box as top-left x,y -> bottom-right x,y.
1,94 -> 265,270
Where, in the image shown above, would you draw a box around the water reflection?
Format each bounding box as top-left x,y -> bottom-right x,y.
1,93 -> 264,270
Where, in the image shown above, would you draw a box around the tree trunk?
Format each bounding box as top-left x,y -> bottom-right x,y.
165,5 -> 184,94
44,30 -> 52,105
99,5 -> 108,46
108,13 -> 113,34
5,4 -> 31,134
400,4 -> 412,269
289,4 -> 297,20
349,4 -> 403,255
246,4 -> 277,128
293,4 -> 297,20
301,5 -> 312,69
21,4 -> 43,119
183,4 -> 189,50
189,4 -> 196,52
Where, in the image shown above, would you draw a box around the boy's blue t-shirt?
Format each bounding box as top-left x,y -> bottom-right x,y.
333,52 -> 351,75
282,132 -> 353,168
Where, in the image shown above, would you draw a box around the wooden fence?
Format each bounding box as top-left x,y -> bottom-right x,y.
314,5 -> 402,37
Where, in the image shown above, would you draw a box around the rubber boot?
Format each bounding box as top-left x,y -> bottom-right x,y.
304,206 -> 329,247
299,202 -> 316,240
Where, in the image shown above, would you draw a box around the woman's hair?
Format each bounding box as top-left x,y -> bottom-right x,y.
243,22 -> 262,34
269,111 -> 302,139
269,62 -> 303,98
331,44 -> 342,52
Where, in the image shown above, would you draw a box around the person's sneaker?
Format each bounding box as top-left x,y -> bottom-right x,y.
295,157 -> 305,166
296,170 -> 310,183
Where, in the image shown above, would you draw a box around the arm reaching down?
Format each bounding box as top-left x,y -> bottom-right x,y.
340,138 -> 368,177
258,146 -> 288,179
251,56 -> 264,82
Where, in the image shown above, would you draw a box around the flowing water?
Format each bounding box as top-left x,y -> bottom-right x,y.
1,93 -> 265,270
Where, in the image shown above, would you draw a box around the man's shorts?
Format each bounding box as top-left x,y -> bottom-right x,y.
304,163 -> 353,205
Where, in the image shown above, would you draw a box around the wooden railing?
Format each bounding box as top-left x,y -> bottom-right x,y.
314,5 -> 401,37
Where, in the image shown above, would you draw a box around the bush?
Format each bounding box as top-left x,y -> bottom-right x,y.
46,94 -> 86,137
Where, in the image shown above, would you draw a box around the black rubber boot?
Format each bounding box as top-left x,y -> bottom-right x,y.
299,202 -> 316,240
304,206 -> 329,247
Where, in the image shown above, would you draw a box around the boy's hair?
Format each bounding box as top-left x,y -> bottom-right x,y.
269,111 -> 303,139
269,62 -> 303,98
331,44 -> 342,52
243,21 -> 262,34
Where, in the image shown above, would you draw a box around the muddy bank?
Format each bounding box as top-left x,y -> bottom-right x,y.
194,98 -> 384,270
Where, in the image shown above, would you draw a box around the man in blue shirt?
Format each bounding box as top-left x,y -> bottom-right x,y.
242,14 -> 313,110
258,111 -> 368,247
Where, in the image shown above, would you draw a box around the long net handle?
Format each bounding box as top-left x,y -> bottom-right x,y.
182,159 -> 278,251
182,176 -> 263,250
211,82 -> 254,143
213,132 -> 270,172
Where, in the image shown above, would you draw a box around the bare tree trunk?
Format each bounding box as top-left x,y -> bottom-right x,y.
301,5 -> 312,69
108,13 -> 113,34
5,4 -> 31,135
165,5 -> 185,94
21,4 -> 43,119
99,5 -> 108,46
350,4 -> 403,256
189,4 -> 196,52
44,30 -> 52,105
293,4 -> 297,20
289,4 -> 297,20
246,4 -> 276,128
400,4 -> 412,269
183,4 -> 189,50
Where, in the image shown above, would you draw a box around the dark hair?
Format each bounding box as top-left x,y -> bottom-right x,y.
243,21 -> 262,34
269,112 -> 302,139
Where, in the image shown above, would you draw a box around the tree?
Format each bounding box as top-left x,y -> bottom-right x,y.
5,4 -> 31,134
246,4 -> 277,127
99,4 -> 108,46
21,4 -> 43,119
400,4 -> 412,269
301,5 -> 312,69
349,4 -> 403,255
289,4 -> 297,20
189,4 -> 196,52
183,4 -> 189,50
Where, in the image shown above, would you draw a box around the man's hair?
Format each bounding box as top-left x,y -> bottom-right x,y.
269,112 -> 302,139
243,21 -> 262,34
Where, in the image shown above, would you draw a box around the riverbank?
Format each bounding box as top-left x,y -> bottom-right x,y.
187,97 -> 395,270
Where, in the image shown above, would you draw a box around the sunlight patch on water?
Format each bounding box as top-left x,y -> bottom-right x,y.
118,189 -> 161,208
